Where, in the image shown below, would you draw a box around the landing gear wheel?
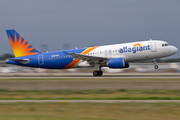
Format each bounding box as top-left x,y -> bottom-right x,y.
153,58 -> 159,69
93,70 -> 98,76
154,65 -> 158,69
93,70 -> 103,76
98,70 -> 103,76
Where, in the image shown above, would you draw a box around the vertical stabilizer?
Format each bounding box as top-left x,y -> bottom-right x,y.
6,29 -> 40,57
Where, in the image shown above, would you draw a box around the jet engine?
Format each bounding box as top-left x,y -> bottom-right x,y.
107,58 -> 129,68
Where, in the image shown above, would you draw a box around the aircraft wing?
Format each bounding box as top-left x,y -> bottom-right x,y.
66,52 -> 107,65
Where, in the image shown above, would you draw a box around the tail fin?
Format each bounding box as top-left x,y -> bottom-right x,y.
6,29 -> 40,57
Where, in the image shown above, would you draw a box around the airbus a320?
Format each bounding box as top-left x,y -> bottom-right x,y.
6,29 -> 178,76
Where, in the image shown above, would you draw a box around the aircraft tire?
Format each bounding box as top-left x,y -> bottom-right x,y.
154,65 -> 158,69
98,70 -> 103,76
93,70 -> 98,76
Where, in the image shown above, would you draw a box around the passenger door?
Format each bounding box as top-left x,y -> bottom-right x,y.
38,55 -> 44,65
151,42 -> 157,52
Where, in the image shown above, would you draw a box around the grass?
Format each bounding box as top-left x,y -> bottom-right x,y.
1,89 -> 180,100
0,102 -> 180,120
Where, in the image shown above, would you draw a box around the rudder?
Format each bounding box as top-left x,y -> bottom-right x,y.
6,29 -> 40,57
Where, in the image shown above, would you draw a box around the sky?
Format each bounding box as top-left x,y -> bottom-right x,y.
0,0 -> 179,58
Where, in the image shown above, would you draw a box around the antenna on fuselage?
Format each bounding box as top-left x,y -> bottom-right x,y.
75,47 -> 77,49
150,38 -> 152,41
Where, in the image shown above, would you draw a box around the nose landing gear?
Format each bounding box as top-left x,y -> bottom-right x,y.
153,58 -> 158,69
154,65 -> 158,69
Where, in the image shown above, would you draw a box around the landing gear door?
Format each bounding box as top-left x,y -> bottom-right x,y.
38,55 -> 44,65
151,42 -> 157,52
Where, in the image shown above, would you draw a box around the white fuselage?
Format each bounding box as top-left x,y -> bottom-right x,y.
77,40 -> 178,67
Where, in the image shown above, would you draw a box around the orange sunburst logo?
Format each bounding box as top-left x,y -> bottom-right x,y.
8,33 -> 39,57
133,43 -> 142,47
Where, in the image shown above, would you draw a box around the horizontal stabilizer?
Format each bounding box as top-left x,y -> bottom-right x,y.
7,58 -> 29,64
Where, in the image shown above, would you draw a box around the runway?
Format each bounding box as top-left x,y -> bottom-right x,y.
0,79 -> 180,90
0,72 -> 180,78
1,76 -> 180,79
0,100 -> 180,103
0,73 -> 180,90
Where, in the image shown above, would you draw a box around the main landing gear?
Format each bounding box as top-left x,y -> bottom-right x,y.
93,65 -> 103,76
93,70 -> 103,76
153,58 -> 158,69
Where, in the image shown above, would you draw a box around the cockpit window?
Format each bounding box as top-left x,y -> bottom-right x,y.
162,43 -> 170,47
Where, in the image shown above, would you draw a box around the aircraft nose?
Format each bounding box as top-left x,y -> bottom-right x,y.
172,46 -> 178,54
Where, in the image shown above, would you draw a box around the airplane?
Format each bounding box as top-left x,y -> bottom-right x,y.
6,29 -> 178,76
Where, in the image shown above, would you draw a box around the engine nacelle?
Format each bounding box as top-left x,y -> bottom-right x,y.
108,58 -> 129,69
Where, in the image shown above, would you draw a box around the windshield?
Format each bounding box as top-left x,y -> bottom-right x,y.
162,43 -> 170,47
